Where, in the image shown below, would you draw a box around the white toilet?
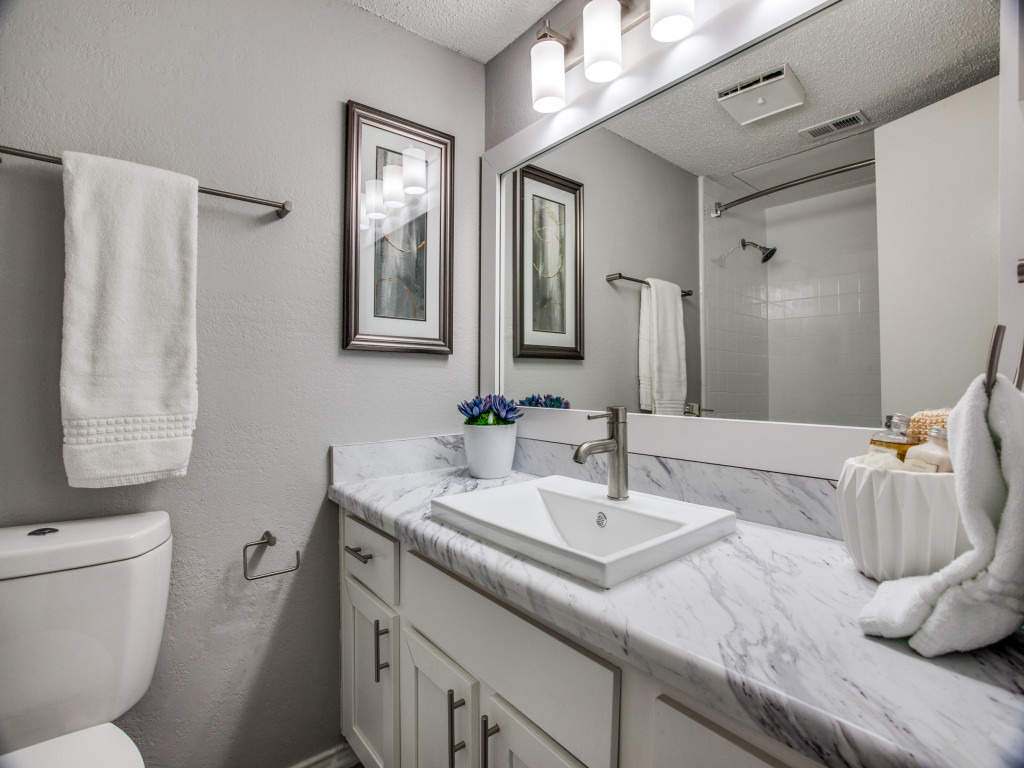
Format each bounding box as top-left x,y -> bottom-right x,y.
0,511 -> 172,767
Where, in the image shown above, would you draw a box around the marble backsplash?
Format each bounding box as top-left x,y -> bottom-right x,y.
330,434 -> 841,539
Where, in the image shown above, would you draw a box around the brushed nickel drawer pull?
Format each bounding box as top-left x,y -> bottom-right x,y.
447,689 -> 466,766
480,715 -> 500,768
344,545 -> 373,564
373,619 -> 390,683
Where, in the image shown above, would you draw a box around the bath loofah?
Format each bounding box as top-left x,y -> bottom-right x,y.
909,408 -> 951,444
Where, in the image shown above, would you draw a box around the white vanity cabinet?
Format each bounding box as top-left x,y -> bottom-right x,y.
340,511 -> 821,768
340,512 -> 619,768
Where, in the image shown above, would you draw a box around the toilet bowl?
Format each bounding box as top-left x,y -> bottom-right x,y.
0,511 -> 172,767
0,723 -> 142,768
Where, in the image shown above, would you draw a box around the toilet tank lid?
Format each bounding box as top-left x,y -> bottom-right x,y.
0,511 -> 171,581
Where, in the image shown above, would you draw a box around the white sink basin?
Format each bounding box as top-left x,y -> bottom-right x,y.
430,476 -> 736,588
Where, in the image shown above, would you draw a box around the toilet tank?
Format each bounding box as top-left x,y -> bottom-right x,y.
0,512 -> 172,754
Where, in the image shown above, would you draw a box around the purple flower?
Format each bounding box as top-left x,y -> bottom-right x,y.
457,394 -> 522,425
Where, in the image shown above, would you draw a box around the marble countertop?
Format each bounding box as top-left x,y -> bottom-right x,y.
329,466 -> 1024,768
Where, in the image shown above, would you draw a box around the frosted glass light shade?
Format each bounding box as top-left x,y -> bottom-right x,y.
531,38 -> 566,113
583,0 -> 622,83
359,192 -> 369,230
650,0 -> 694,42
383,164 -> 405,209
402,148 -> 427,195
365,179 -> 385,220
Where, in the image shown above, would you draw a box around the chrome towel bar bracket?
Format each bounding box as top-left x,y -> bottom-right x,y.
243,530 -> 300,581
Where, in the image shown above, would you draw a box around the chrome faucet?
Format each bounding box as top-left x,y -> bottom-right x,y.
573,406 -> 629,500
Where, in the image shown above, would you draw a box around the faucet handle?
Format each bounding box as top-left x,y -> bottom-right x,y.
588,406 -> 627,422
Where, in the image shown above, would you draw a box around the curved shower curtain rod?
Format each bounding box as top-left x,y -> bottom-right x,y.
711,158 -> 875,218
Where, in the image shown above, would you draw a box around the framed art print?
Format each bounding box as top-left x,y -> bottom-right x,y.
343,102 -> 454,354
512,165 -> 584,359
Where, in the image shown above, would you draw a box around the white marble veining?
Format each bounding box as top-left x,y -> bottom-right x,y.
330,434 -> 465,484
514,437 -> 842,539
329,464 -> 1024,768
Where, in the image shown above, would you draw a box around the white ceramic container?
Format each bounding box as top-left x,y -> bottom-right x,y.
463,423 -> 517,479
837,458 -> 970,582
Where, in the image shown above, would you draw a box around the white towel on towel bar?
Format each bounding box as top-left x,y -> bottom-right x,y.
60,151 -> 198,487
639,278 -> 687,415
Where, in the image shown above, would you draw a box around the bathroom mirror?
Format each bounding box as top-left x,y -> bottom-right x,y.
498,0 -> 1000,428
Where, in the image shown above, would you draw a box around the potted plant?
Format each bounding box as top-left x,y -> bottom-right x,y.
458,394 -> 522,479
518,394 -> 571,409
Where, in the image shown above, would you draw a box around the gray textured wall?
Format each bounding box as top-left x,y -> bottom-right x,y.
502,128 -> 701,410
0,1 -> 483,766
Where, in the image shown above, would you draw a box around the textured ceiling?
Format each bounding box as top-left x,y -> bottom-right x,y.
342,0 -> 562,63
603,0 -> 999,185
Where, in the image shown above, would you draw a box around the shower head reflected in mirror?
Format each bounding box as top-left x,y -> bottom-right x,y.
741,239 -> 777,263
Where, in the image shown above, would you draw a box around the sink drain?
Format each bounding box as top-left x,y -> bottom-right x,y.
596,511 -> 607,528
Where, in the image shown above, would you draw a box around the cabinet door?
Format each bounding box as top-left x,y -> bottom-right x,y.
400,627 -> 478,768
480,694 -> 586,768
342,575 -> 400,768
653,695 -> 791,768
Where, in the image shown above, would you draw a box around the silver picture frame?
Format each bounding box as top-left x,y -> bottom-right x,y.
344,102 -> 454,354
512,165 -> 584,359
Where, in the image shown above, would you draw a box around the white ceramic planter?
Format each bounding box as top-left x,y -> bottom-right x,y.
463,423 -> 517,479
837,458 -> 970,582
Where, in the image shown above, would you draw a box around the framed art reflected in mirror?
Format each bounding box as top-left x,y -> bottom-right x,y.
343,102 -> 454,354
513,165 -> 584,359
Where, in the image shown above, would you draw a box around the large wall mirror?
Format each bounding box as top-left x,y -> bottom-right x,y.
499,0 -> 999,430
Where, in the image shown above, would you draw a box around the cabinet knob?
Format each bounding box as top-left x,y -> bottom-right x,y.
344,545 -> 373,564
480,715 -> 500,768
373,619 -> 390,683
447,689 -> 466,767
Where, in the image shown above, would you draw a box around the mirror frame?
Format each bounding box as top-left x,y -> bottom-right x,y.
479,0 -> 879,480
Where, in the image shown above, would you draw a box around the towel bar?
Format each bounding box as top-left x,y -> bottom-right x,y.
605,273 -> 693,298
983,325 -> 1024,396
0,145 -> 294,218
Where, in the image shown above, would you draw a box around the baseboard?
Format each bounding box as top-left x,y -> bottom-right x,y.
286,741 -> 360,768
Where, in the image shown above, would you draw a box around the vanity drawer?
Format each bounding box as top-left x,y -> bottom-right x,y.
402,551 -> 620,768
343,515 -> 399,605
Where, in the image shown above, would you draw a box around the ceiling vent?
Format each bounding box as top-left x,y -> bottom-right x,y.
716,64 -> 805,126
798,110 -> 870,140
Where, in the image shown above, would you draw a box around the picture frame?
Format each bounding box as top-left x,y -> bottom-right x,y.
512,165 -> 584,359
343,102 -> 454,354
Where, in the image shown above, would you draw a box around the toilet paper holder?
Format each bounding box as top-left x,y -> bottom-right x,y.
243,531 -> 301,581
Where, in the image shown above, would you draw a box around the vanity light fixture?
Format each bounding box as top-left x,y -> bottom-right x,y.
650,0 -> 694,42
382,164 -> 405,209
402,148 -> 426,195
531,21 -> 568,113
365,179 -> 385,220
583,0 -> 623,83
530,0 -> 704,113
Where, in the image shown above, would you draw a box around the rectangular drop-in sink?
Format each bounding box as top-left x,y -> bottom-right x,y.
430,476 -> 736,588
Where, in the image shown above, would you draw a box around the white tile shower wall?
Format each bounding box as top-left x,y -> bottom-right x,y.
764,184 -> 881,427
700,178 -> 770,420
